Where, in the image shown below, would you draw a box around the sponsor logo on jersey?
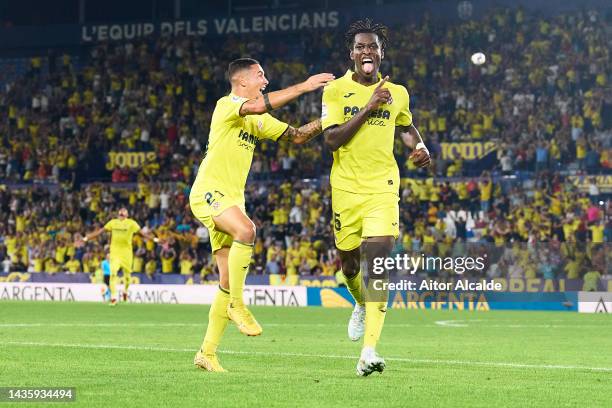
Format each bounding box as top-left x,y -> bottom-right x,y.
237,128 -> 260,150
343,106 -> 390,126
344,106 -> 390,119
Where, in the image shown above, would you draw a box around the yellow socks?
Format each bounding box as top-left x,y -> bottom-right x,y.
345,271 -> 365,305
109,274 -> 118,300
202,287 -> 231,354
228,241 -> 253,306
124,271 -> 131,293
363,302 -> 387,348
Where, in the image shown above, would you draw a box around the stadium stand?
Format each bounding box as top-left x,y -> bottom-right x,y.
0,7 -> 610,282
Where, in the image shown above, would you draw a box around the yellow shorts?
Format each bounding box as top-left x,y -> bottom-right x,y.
109,255 -> 133,276
189,188 -> 245,253
331,188 -> 399,252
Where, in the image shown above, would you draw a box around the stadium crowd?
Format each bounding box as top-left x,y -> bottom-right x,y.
0,173 -> 609,281
0,7 -> 610,184
0,7 -> 610,282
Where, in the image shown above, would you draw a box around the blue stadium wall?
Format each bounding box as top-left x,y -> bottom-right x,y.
1,0 -> 611,50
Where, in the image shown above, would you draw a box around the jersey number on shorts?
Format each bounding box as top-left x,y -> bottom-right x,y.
205,190 -> 225,206
334,212 -> 341,231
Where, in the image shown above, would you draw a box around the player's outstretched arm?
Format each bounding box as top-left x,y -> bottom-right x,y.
324,76 -> 390,151
399,124 -> 431,168
76,227 -> 105,246
139,228 -> 160,244
240,73 -> 335,116
281,119 -> 323,145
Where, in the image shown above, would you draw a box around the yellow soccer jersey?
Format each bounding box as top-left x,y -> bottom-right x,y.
322,70 -> 413,194
104,218 -> 141,256
191,93 -> 289,205
180,259 -> 193,275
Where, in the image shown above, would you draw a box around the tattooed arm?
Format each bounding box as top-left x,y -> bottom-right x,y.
240,74 -> 335,116
280,119 -> 323,145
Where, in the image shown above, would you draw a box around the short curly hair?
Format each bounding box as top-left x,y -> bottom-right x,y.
344,18 -> 389,51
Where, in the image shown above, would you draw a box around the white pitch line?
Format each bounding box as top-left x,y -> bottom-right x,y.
1,340 -> 611,373
1,321 -> 606,329
435,320 -> 469,327
0,323 -> 201,328
432,320 -> 605,329
0,322 -> 415,328
3,323 -> 400,329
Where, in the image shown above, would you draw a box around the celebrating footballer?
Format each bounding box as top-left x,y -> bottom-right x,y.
322,19 -> 431,376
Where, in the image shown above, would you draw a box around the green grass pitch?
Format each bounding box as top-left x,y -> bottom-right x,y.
0,301 -> 611,407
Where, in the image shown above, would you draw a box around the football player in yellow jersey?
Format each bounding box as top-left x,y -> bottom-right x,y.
322,19 -> 430,376
189,58 -> 334,372
76,207 -> 158,305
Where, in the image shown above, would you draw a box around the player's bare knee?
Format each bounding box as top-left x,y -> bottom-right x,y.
339,250 -> 360,278
363,237 -> 394,256
235,221 -> 256,244
362,239 -> 393,280
341,259 -> 359,278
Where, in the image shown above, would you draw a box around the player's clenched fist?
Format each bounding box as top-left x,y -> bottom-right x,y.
366,76 -> 391,111
409,148 -> 431,168
300,73 -> 336,91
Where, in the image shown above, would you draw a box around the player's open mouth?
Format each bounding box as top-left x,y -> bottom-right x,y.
362,57 -> 374,74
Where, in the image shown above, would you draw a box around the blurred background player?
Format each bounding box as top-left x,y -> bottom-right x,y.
101,253 -> 111,302
76,207 -> 159,305
190,58 -> 334,372
322,19 -> 430,376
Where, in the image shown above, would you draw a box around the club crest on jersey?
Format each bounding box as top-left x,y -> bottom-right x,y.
257,120 -> 263,130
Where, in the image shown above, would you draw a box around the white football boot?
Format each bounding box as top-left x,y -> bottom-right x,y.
356,347 -> 386,376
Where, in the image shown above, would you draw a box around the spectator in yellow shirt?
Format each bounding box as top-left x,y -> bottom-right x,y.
179,250 -> 194,275
563,257 -> 582,279
145,256 -> 158,278
160,247 -> 176,274
479,174 -> 493,213
64,256 -> 81,273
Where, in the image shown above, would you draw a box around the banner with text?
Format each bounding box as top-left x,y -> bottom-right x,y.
81,11 -> 340,43
106,151 -> 156,170
2,272 -> 611,293
578,292 -> 612,313
568,175 -> 612,194
0,282 -> 307,306
440,142 -> 497,160
307,287 -> 578,312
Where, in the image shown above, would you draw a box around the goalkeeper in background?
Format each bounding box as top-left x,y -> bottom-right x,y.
76,207 -> 159,305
